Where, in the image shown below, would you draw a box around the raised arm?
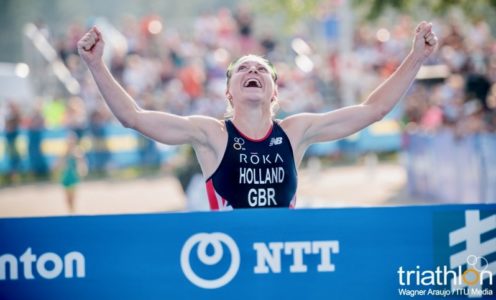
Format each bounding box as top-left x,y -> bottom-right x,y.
282,21 -> 438,154
77,27 -> 217,147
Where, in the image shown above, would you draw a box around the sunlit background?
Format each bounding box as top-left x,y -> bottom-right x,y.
1,0 -> 495,216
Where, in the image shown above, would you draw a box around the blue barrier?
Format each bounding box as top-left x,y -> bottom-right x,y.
405,131 -> 496,203
306,121 -> 402,157
0,124 -> 178,173
2,118 -> 403,174
1,204 -> 495,299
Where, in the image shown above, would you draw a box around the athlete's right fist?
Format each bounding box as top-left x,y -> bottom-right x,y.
77,26 -> 104,67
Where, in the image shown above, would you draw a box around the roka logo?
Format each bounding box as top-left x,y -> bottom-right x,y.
180,232 -> 240,289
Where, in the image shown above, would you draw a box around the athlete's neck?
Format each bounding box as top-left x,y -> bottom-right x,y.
232,108 -> 273,140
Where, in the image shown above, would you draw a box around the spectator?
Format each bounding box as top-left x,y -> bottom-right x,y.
87,107 -> 111,175
65,96 -> 87,142
27,105 -> 49,179
4,101 -> 22,183
55,132 -> 87,214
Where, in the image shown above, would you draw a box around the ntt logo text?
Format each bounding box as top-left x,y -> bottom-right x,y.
180,232 -> 340,289
0,248 -> 85,280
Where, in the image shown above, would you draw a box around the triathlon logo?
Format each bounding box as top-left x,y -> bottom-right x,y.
398,210 -> 495,298
449,210 -> 495,296
180,232 -> 240,289
462,255 -> 490,286
233,137 -> 245,151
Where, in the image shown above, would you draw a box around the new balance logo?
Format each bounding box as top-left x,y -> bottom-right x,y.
269,137 -> 283,146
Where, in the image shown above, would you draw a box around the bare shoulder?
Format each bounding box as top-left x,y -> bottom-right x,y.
189,115 -> 225,129
278,113 -> 317,166
188,116 -> 228,176
279,113 -> 314,145
188,115 -> 226,134
279,113 -> 314,127
188,115 -> 227,149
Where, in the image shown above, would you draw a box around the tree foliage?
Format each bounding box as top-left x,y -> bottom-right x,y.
255,0 -> 496,24
357,0 -> 496,20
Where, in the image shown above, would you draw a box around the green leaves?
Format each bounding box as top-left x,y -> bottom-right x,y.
254,0 -> 496,24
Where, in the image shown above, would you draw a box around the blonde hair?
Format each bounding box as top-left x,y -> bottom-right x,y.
224,54 -> 279,118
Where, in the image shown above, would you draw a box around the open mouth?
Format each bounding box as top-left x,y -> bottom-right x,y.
243,78 -> 262,88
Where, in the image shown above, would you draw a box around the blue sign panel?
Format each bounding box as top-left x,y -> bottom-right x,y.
0,204 -> 495,299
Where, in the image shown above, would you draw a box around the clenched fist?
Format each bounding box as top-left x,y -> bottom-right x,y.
412,21 -> 438,61
77,26 -> 104,67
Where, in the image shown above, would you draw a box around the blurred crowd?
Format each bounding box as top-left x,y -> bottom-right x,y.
402,19 -> 496,136
2,6 -> 496,185
49,6 -> 335,121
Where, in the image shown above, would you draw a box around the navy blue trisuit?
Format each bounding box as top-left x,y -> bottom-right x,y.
205,119 -> 298,210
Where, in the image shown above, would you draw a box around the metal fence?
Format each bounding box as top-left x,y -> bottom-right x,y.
405,130 -> 496,203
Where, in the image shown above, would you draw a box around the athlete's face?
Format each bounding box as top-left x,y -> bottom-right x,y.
226,57 -> 277,106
